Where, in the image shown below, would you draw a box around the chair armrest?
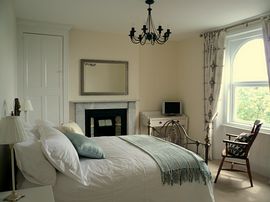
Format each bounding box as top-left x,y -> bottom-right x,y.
223,139 -> 248,145
225,133 -> 238,140
226,133 -> 238,137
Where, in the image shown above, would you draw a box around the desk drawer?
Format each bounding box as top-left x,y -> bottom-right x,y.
140,111 -> 189,134
150,120 -> 167,127
150,119 -> 184,127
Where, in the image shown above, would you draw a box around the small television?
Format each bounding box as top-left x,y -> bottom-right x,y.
162,101 -> 182,116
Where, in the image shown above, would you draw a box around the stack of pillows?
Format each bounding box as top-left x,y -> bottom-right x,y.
14,120 -> 105,187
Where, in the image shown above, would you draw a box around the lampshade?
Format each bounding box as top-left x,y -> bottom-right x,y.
0,116 -> 28,145
24,99 -> 34,111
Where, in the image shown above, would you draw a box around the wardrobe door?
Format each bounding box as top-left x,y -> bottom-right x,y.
23,33 -> 63,125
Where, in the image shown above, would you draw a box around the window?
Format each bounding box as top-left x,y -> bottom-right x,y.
225,28 -> 270,130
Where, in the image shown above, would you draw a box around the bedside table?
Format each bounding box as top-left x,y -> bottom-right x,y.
0,186 -> 54,202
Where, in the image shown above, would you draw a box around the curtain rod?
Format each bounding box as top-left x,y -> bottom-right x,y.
200,14 -> 270,37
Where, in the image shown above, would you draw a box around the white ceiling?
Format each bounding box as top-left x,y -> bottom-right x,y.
14,0 -> 270,41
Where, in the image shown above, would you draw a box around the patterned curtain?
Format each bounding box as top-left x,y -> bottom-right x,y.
203,30 -> 226,159
262,18 -> 270,88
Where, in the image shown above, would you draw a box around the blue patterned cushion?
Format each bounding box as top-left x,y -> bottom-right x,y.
65,133 -> 105,159
228,133 -> 253,157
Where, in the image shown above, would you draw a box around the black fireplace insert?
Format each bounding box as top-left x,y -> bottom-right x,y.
85,109 -> 127,137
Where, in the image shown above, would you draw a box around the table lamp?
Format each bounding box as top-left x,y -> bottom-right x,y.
23,99 -> 34,122
0,116 -> 28,201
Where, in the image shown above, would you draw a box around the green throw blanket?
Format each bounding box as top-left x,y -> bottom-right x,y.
119,135 -> 211,186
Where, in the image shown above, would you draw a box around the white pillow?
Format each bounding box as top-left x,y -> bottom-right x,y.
31,119 -> 56,139
39,125 -> 85,185
61,122 -> 84,135
14,139 -> 56,185
22,121 -> 39,140
35,119 -> 56,128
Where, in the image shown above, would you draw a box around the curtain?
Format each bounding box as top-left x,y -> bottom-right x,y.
262,18 -> 270,88
203,30 -> 226,159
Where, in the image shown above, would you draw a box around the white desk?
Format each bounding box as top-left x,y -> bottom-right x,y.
0,186 -> 54,202
140,111 -> 188,135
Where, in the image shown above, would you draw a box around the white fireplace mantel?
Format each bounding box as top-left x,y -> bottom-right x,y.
73,101 -> 137,135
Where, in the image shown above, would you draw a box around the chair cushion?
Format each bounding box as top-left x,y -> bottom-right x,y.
228,132 -> 253,157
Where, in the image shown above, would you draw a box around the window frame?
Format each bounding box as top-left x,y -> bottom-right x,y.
224,26 -> 270,133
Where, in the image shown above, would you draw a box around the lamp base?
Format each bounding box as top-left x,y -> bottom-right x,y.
3,191 -> 25,201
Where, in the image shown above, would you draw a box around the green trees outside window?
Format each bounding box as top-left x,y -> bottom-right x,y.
235,87 -> 270,125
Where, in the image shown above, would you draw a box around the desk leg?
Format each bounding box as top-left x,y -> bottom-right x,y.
147,122 -> 152,135
147,125 -> 150,135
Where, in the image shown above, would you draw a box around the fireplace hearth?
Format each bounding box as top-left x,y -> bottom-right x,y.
85,109 -> 127,137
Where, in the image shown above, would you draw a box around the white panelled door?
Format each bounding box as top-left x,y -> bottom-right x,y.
23,33 -> 63,125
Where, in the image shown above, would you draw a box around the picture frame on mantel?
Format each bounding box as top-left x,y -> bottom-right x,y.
80,59 -> 128,95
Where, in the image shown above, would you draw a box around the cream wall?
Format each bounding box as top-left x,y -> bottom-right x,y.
69,30 -> 139,102
139,42 -> 179,112
177,36 -> 205,142
0,0 -> 17,191
0,0 -> 17,117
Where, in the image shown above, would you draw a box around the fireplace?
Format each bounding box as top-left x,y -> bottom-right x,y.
74,101 -> 136,135
85,109 -> 127,137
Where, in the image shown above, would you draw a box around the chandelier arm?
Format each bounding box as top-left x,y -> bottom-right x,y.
156,38 -> 166,44
141,34 -> 147,45
156,30 -> 171,43
131,35 -> 141,44
131,39 -> 141,44
155,38 -> 163,44
158,35 -> 169,44
157,35 -> 166,42
141,32 -> 146,39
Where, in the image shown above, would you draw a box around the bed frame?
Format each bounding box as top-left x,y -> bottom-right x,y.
150,120 -> 210,163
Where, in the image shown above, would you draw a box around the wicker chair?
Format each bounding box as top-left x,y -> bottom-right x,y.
214,120 -> 262,187
151,120 -> 210,163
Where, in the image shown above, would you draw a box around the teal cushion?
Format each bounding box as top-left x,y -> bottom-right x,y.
65,133 -> 105,159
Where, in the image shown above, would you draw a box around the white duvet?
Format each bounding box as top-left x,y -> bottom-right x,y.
52,136 -> 215,202
20,136 -> 215,202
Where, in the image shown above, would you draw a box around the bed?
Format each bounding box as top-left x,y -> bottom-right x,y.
15,122 -> 215,202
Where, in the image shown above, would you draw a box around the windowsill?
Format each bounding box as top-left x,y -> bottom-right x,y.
222,122 -> 270,136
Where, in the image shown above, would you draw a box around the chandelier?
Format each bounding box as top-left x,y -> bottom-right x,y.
129,0 -> 171,45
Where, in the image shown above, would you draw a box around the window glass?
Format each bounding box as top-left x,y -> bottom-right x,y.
232,39 -> 268,82
233,86 -> 270,124
226,29 -> 270,129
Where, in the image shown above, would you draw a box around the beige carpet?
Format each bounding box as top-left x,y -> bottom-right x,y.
208,160 -> 270,202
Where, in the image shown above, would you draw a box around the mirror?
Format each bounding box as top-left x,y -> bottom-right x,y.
80,59 -> 128,95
